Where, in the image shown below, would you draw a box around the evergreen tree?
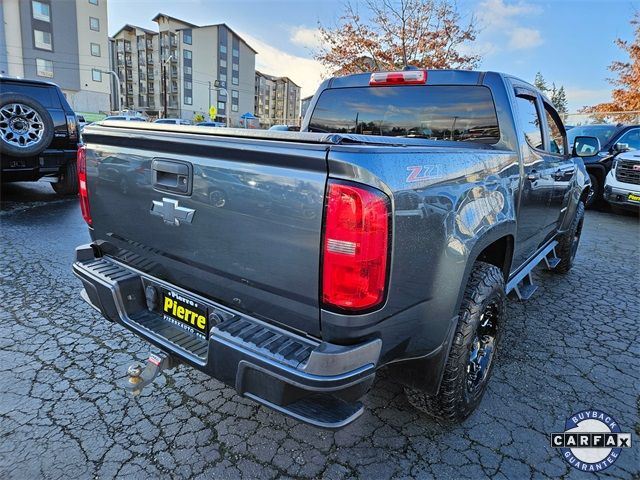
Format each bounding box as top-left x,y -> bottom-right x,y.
552,86 -> 568,115
533,72 -> 549,93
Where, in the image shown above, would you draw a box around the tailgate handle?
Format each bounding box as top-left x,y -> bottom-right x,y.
152,159 -> 192,195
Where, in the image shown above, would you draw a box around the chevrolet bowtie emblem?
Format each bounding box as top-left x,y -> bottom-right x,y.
150,198 -> 195,226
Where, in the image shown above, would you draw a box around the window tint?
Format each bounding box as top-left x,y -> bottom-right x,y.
618,128 -> 640,150
543,104 -> 565,155
32,1 -> 50,22
567,125 -> 618,147
308,86 -> 500,142
183,29 -> 192,45
36,58 -> 54,78
515,95 -> 542,149
7,84 -> 56,108
34,30 -> 52,50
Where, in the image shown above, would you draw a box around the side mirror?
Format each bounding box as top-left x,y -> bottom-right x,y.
572,136 -> 601,157
613,142 -> 630,153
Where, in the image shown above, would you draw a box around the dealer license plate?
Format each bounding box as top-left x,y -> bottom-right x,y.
161,289 -> 208,337
628,193 -> 640,203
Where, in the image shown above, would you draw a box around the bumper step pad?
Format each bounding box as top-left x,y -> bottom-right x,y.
73,247 -> 375,429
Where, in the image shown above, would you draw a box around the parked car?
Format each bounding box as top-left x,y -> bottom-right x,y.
103,115 -> 147,122
74,69 -> 592,429
604,150 -> 640,212
567,124 -> 639,207
0,77 -> 80,194
197,121 -> 226,127
268,124 -> 300,131
154,118 -> 192,125
76,115 -> 88,130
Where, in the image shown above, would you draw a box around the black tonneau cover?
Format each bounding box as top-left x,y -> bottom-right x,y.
84,121 -> 498,150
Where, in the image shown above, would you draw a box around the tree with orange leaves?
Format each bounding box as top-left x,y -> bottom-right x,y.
582,12 -> 640,122
315,0 -> 479,76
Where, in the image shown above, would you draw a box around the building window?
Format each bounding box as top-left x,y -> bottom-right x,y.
232,90 -> 239,99
219,74 -> 226,83
184,66 -> 192,75
220,59 -> 227,68
92,69 -> 102,82
89,17 -> 100,31
185,95 -> 192,105
32,1 -> 50,22
232,48 -> 239,57
184,81 -> 192,89
184,49 -> 192,60
35,58 -> 53,78
183,29 -> 192,45
90,42 -> 101,57
88,0 -> 98,4
217,101 -> 226,112
232,63 -> 238,71
232,104 -> 238,112
232,77 -> 238,85
220,45 -> 227,54
34,30 -> 52,50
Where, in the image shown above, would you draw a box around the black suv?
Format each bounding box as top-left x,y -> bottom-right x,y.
567,123 -> 640,207
0,77 -> 80,194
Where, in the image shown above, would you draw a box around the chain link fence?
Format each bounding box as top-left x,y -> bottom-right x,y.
562,111 -> 640,126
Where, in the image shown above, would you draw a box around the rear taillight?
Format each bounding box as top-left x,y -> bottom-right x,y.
322,181 -> 390,311
369,70 -> 427,86
77,145 -> 92,226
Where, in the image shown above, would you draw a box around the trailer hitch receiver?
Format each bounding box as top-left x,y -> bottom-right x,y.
119,352 -> 179,396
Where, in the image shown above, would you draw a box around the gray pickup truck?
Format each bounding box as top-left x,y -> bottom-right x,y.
73,69 -> 597,429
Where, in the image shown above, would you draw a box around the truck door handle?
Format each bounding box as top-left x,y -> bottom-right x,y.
527,170 -> 539,181
152,159 -> 192,195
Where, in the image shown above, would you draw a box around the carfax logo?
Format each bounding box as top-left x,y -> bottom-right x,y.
550,409 -> 632,472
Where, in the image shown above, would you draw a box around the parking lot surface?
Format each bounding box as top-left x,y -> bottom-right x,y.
1,182 -> 638,479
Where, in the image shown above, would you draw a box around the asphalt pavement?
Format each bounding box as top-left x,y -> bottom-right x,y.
1,181 -> 638,479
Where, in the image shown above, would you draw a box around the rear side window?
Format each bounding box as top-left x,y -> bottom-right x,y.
514,95 -> 543,150
308,86 -> 500,143
4,83 -> 57,109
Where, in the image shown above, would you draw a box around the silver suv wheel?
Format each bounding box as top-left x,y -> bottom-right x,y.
0,103 -> 45,149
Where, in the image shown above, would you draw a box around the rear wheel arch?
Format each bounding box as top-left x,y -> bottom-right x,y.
474,234 -> 514,281
451,225 -> 515,328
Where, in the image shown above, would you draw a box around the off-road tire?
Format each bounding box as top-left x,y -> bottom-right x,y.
405,262 -> 506,423
585,173 -> 600,209
553,201 -> 584,274
51,161 -> 79,195
0,93 -> 54,157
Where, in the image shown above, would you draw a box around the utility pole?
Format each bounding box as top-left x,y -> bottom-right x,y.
100,70 -> 121,112
208,81 -> 212,120
162,54 -> 174,119
212,80 -> 229,127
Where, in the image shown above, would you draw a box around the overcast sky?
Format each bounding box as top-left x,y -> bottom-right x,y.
107,0 -> 638,112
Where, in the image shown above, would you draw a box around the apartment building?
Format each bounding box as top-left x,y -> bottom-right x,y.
0,0 -> 111,113
112,13 -> 256,123
111,24 -> 160,114
254,71 -> 301,128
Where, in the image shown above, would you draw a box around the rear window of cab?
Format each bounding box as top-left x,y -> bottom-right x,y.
308,85 -> 500,144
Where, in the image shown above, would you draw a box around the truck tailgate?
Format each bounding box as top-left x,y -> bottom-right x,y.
82,125 -> 329,336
